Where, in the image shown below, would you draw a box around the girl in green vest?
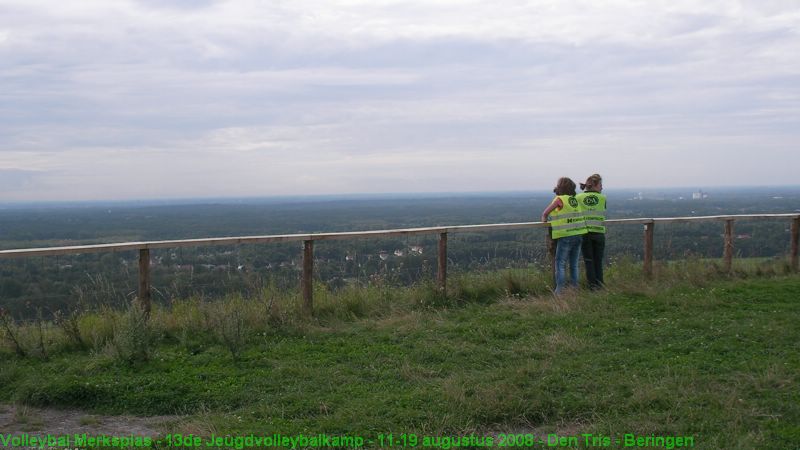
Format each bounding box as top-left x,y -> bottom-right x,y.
541,177 -> 588,294
577,174 -> 607,289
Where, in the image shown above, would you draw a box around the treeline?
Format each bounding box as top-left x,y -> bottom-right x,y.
1,189 -> 799,319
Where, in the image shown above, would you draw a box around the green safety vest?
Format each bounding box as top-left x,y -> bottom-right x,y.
576,192 -> 606,233
548,195 -> 588,239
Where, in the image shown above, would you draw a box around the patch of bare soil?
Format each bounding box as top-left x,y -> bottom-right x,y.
0,403 -> 178,438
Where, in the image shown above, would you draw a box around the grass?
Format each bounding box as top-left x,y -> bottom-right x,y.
10,403 -> 45,432
0,258 -> 799,449
78,415 -> 100,426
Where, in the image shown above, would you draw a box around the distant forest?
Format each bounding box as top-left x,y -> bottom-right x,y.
2,188 -> 799,319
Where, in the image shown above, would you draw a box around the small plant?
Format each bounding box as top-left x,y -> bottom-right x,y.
78,415 -> 100,426
32,307 -> 49,360
54,308 -> 87,351
0,307 -> 26,357
74,273 -> 129,308
214,296 -> 249,361
108,305 -> 153,364
503,272 -> 524,298
79,310 -> 115,353
12,403 -> 45,431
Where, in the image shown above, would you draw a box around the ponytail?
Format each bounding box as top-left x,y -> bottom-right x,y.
581,174 -> 602,191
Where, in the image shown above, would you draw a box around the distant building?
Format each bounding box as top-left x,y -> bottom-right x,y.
692,189 -> 709,200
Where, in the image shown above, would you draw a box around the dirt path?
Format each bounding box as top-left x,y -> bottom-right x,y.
0,403 -> 178,437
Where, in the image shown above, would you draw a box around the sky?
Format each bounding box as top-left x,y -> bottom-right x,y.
1,0 -> 799,202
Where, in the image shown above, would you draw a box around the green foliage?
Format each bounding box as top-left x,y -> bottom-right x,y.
53,309 -> 87,351
3,189 -> 799,321
107,306 -> 154,365
0,309 -> 26,357
212,295 -> 250,362
77,310 -> 115,353
1,257 -> 799,447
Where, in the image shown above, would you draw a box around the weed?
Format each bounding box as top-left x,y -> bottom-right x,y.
31,308 -> 49,360
12,403 -> 44,431
79,310 -> 115,354
79,415 -> 100,426
108,306 -> 154,364
0,307 -> 26,357
173,404 -> 217,437
53,308 -> 87,351
213,296 -> 250,361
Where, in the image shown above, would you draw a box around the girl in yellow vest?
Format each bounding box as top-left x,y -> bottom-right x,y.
541,177 -> 588,294
577,174 -> 606,289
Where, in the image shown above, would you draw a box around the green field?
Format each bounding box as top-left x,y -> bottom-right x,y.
1,261 -> 799,449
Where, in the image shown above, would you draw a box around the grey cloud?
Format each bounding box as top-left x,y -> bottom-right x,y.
0,169 -> 43,192
1,1 -> 799,201
132,0 -> 221,10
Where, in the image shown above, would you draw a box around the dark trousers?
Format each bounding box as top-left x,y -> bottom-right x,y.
581,232 -> 605,289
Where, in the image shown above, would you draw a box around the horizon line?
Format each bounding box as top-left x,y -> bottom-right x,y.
2,185 -> 800,207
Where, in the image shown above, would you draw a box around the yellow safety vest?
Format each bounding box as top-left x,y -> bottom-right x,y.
576,192 -> 606,233
549,195 -> 588,239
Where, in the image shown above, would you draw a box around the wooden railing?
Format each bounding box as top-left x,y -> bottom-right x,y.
1,214 -> 798,314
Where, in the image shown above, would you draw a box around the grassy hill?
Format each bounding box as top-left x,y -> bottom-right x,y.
1,260 -> 799,449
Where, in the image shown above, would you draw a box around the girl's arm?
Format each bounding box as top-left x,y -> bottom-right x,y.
541,198 -> 562,222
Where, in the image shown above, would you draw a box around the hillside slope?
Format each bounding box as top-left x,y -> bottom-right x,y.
1,274 -> 799,449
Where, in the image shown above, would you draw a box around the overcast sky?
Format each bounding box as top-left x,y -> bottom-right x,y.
1,0 -> 799,201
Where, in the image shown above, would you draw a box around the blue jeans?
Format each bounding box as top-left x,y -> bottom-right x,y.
554,235 -> 582,294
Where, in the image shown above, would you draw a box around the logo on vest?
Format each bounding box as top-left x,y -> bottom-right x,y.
583,195 -> 599,207
568,197 -> 579,208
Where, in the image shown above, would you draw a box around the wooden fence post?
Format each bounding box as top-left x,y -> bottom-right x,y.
791,217 -> 799,272
302,240 -> 314,316
438,232 -> 447,295
138,248 -> 151,316
724,219 -> 734,273
643,221 -> 654,278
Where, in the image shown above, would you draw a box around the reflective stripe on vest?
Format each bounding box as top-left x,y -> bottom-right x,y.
549,195 -> 588,239
577,192 -> 607,233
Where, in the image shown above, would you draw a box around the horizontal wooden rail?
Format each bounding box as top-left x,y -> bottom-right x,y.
1,214 -> 797,259
1,213 -> 798,315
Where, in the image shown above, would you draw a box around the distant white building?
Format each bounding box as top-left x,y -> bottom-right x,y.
692,189 -> 709,200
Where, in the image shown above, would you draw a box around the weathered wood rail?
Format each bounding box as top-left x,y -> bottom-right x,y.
1,214 -> 798,314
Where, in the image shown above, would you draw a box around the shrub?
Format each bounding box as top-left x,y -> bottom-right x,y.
213,296 -> 250,361
0,307 -> 26,357
107,306 -> 154,365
